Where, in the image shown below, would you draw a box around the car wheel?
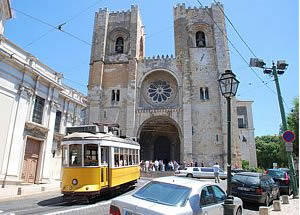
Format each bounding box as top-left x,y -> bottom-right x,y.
187,174 -> 193,178
264,195 -> 270,207
235,207 -> 242,215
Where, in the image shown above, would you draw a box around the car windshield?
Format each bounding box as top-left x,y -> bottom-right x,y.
133,181 -> 191,207
268,170 -> 285,178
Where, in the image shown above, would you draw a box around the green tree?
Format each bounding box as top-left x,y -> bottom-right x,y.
287,97 -> 299,158
255,135 -> 287,169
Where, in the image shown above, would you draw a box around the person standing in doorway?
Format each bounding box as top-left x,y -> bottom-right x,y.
213,162 -> 220,183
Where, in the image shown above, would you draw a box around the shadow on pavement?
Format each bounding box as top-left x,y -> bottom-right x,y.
37,186 -> 136,207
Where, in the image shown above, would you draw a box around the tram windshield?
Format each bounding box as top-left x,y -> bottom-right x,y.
69,144 -> 82,166
84,144 -> 99,166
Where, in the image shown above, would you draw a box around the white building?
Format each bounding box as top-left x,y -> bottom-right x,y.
0,1 -> 87,186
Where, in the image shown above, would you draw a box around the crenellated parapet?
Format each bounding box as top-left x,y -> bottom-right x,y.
139,54 -> 176,63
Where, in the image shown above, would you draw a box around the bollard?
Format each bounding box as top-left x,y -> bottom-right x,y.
259,206 -> 270,215
273,200 -> 281,211
17,187 -> 21,195
282,195 -> 289,204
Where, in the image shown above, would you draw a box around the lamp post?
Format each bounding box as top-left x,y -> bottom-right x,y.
250,58 -> 299,198
218,70 -> 240,215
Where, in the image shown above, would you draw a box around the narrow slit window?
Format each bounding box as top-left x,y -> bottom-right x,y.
205,87 -> 209,99
111,90 -> 115,102
200,88 -> 204,100
116,90 -> 120,102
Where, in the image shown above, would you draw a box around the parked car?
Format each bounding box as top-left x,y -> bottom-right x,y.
110,176 -> 243,215
175,167 -> 227,179
231,172 -> 280,206
267,168 -> 292,195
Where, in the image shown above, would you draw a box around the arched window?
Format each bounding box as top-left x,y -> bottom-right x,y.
115,37 -> 124,53
196,31 -> 206,47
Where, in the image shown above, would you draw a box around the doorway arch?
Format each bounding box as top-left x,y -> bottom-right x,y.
137,116 -> 181,163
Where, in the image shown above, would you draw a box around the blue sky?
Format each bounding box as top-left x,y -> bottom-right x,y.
6,0 -> 299,137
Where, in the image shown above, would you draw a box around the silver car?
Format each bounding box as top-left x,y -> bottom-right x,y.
175,167 -> 227,179
109,176 -> 243,215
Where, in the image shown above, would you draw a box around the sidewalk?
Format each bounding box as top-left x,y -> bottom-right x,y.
0,182 -> 60,200
269,195 -> 299,215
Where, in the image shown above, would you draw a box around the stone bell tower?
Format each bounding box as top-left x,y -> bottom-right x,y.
88,5 -> 145,136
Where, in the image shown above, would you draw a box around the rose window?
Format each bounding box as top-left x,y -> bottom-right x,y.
148,80 -> 173,103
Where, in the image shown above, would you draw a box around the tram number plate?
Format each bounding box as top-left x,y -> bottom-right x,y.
238,187 -> 250,191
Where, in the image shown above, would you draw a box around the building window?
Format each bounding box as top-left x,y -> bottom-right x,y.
54,110 -> 62,132
111,90 -> 115,102
200,87 -> 209,100
32,96 -> 45,124
115,37 -> 124,53
238,117 -> 246,128
196,31 -> 206,47
112,89 -> 120,103
116,90 -> 120,102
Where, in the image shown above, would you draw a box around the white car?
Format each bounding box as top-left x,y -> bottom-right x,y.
175,167 -> 228,179
109,176 -> 243,215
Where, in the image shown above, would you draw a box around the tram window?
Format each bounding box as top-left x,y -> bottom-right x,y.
101,147 -> 108,165
114,147 -> 120,167
62,146 -> 68,166
120,148 -> 124,166
84,144 -> 98,166
123,148 -> 128,166
69,144 -> 82,166
129,149 -> 133,165
136,149 -> 139,164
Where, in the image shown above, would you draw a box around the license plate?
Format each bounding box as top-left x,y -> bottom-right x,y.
238,187 -> 250,191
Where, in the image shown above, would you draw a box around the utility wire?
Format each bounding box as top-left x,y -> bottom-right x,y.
211,0 -> 291,109
194,0 -> 277,96
213,0 -> 257,58
12,8 -> 91,46
23,1 -> 100,48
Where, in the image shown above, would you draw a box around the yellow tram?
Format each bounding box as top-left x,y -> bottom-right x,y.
61,125 -> 140,199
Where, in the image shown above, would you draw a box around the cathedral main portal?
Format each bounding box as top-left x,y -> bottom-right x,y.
138,116 -> 181,164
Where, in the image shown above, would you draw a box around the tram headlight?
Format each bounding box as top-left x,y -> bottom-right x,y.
72,179 -> 78,185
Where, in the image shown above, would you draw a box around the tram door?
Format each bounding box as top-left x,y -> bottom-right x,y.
100,147 -> 109,187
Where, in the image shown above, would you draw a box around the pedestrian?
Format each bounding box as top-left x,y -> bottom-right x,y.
201,161 -> 204,167
145,160 -> 149,172
195,161 -> 198,167
154,159 -> 159,171
213,162 -> 220,183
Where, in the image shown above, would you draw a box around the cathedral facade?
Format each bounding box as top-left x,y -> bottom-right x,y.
87,3 -> 257,168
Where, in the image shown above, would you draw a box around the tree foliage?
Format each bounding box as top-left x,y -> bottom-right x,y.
255,135 -> 287,169
287,97 -> 299,158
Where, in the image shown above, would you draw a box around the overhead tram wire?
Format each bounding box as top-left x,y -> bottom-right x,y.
12,8 -> 91,46
211,0 -> 291,109
23,1 -> 100,48
194,0 -> 277,96
213,0 -> 257,58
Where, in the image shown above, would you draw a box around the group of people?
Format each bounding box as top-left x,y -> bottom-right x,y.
140,159 -> 180,172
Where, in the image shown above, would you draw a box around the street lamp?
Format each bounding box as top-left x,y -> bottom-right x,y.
250,58 -> 299,199
218,69 -> 239,215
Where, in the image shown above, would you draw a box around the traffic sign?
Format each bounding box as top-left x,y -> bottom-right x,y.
285,142 -> 293,152
282,130 -> 295,143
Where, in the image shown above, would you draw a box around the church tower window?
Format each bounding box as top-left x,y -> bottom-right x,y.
116,90 -> 120,102
196,31 -> 206,47
111,90 -> 115,102
115,37 -> 124,53
200,87 -> 209,100
200,88 -> 204,100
